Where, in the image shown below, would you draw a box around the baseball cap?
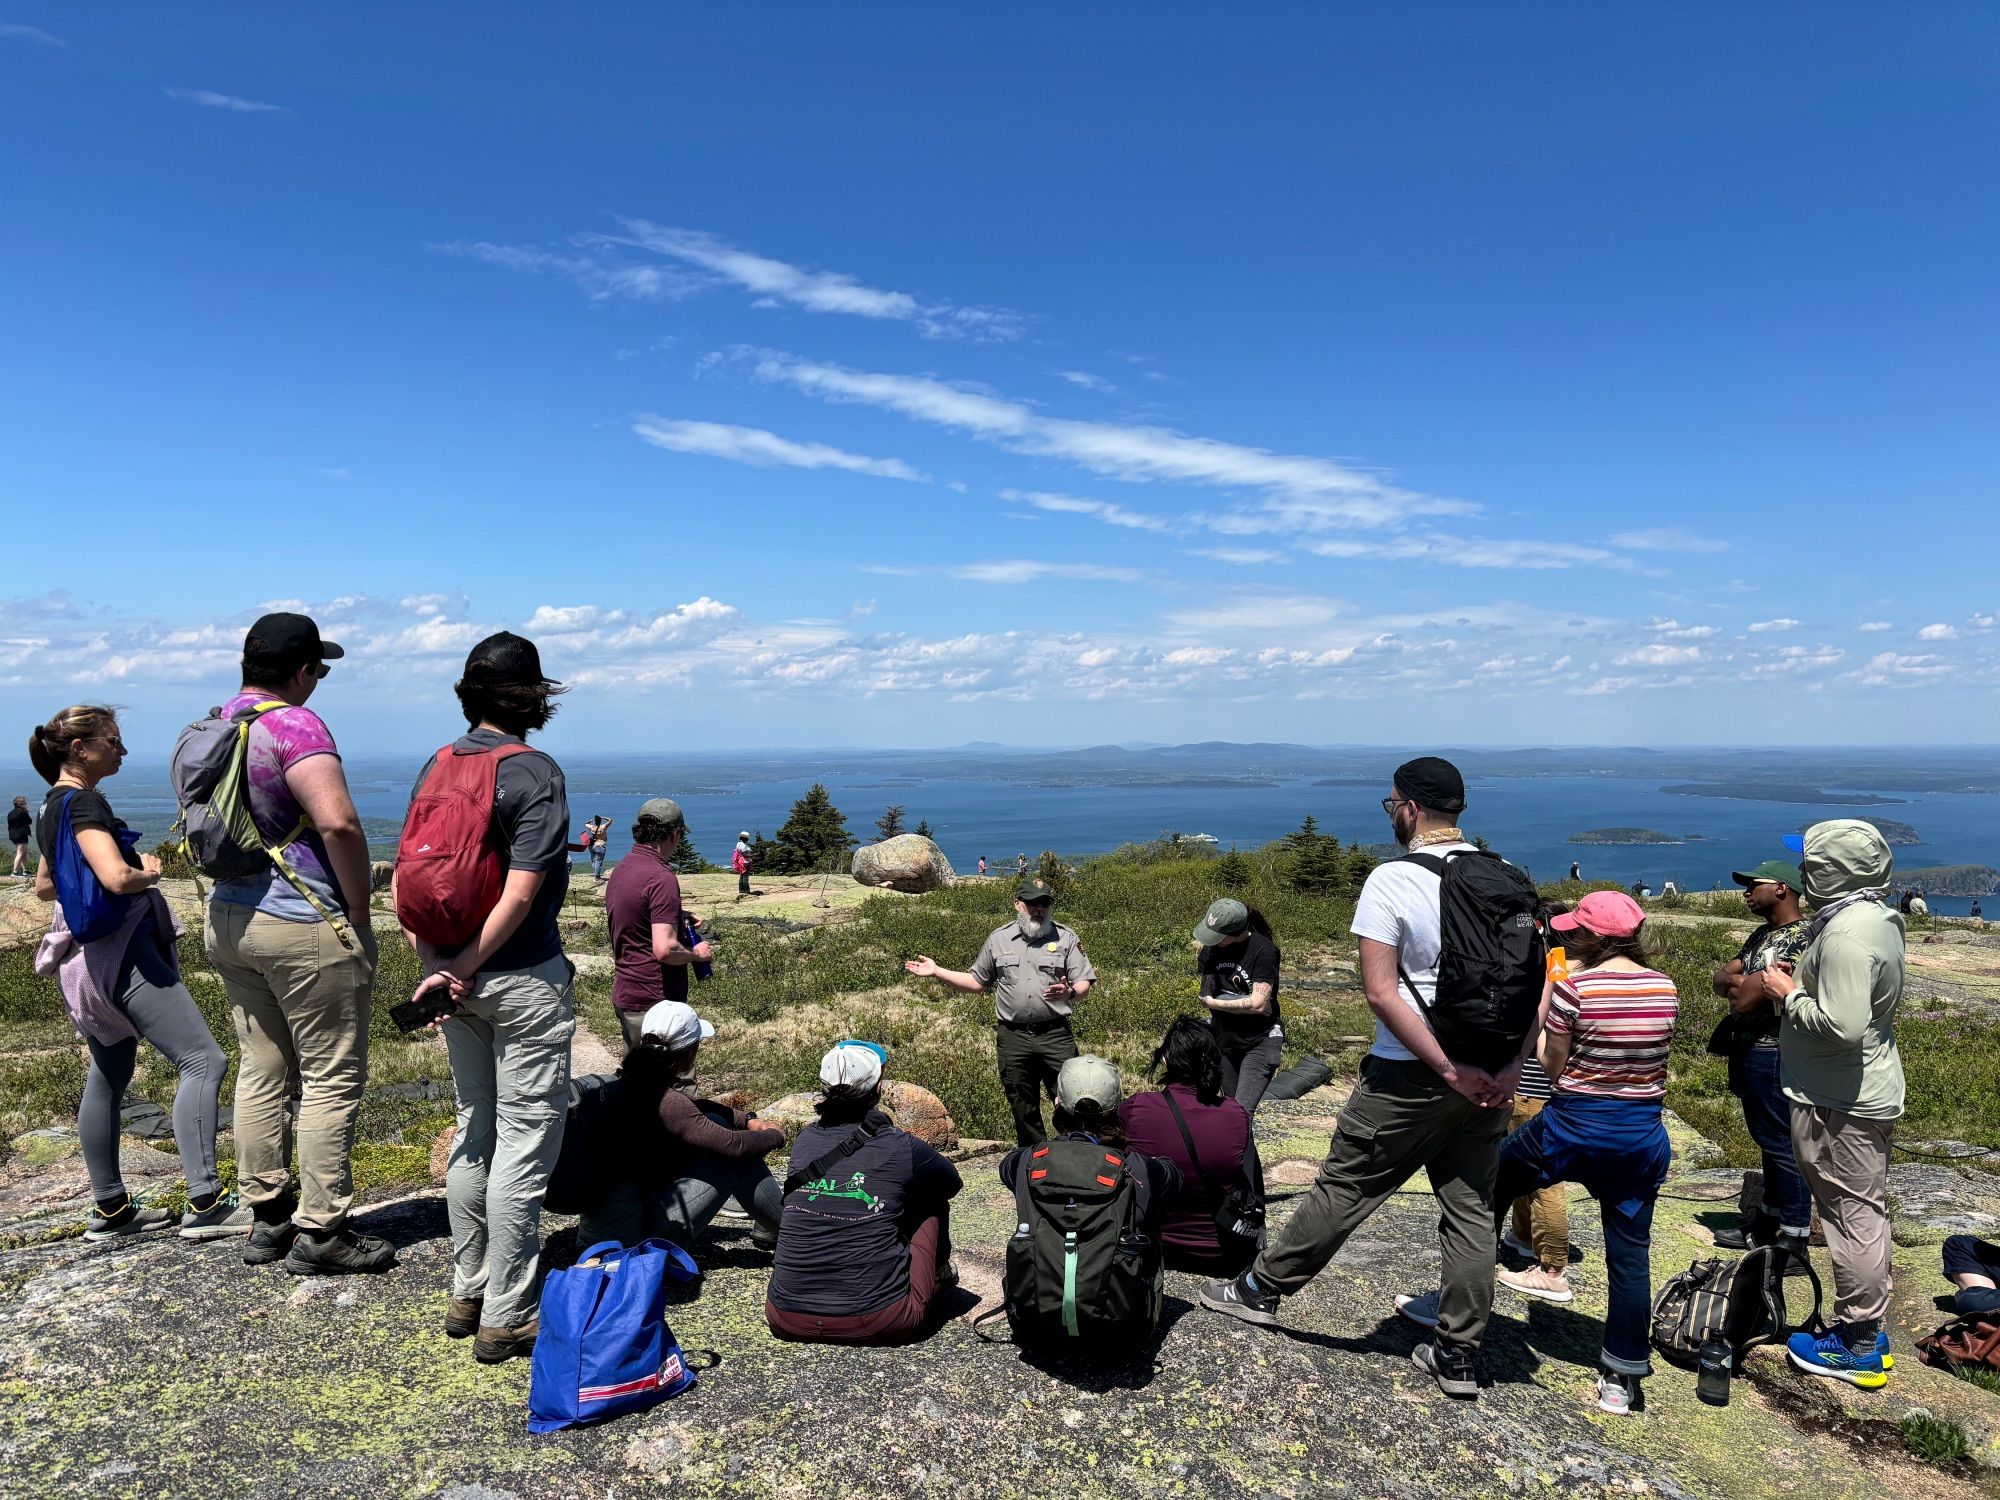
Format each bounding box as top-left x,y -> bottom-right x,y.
1194,897 -> 1250,946
243,612 -> 343,671
1549,890 -> 1647,939
1055,1054 -> 1122,1112
638,797 -> 686,831
1732,859 -> 1803,891
639,1000 -> 715,1050
820,1039 -> 887,1091
461,631 -> 560,687
1016,876 -> 1055,903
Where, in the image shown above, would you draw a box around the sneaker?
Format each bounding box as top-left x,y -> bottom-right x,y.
179,1194 -> 253,1241
1200,1272 -> 1281,1328
1787,1327 -> 1888,1388
1395,1289 -> 1441,1329
1499,1229 -> 1536,1262
1412,1339 -> 1480,1399
444,1297 -> 483,1339
283,1226 -> 396,1277
1596,1372 -> 1638,1415
84,1203 -> 175,1242
473,1315 -> 539,1364
1497,1264 -> 1575,1304
244,1217 -> 299,1266
1875,1330 -> 1895,1370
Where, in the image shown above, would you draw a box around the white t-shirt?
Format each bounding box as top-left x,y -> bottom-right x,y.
1350,840 -> 1476,1062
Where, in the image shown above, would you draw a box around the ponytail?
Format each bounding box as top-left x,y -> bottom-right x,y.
28,705 -> 116,785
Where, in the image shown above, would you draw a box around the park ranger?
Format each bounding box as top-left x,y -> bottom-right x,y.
904,875 -> 1097,1145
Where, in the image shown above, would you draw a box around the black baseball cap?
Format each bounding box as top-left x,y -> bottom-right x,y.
1016,876 -> 1055,903
461,631 -> 560,687
243,612 -> 343,671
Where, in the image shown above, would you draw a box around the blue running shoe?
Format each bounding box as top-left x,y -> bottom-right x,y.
1787,1327 -> 1888,1388
1875,1330 -> 1895,1370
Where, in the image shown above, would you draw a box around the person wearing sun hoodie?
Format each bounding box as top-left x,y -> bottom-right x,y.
1763,818 -> 1905,1389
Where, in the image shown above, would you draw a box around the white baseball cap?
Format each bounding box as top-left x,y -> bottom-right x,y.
640,1000 -> 715,1051
819,1039 -> 887,1091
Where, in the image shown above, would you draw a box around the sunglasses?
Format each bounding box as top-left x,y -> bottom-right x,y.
309,662 -> 332,679
89,735 -> 127,752
1022,898 -> 1054,911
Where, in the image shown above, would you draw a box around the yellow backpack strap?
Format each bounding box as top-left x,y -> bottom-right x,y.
242,700 -> 359,952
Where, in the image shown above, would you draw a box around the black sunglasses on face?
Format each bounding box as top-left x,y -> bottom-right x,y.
1023,899 -> 1053,911
310,662 -> 332,679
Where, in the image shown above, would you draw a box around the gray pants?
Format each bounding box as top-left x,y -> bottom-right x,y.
1219,1030 -> 1284,1117
578,1150 -> 783,1251
1792,1103 -> 1896,1328
81,930 -> 226,1205
442,955 -> 575,1328
1253,1055 -> 1507,1350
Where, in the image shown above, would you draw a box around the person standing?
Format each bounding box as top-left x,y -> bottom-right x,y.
1193,898 -> 1285,1115
1202,756 -> 1525,1402
732,830 -> 753,897
605,797 -> 711,1048
29,705 -> 231,1241
8,795 -> 30,876
1763,820 -> 1905,1389
397,632 -> 576,1365
583,815 -> 613,882
903,875 -> 1096,1145
1016,852 -> 1028,878
204,612 -> 389,1273
977,855 -> 987,877
1709,859 -> 1813,1255
1569,860 -> 1582,883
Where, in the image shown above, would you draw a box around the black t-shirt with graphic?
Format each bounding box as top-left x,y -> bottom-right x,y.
1199,931 -> 1282,1043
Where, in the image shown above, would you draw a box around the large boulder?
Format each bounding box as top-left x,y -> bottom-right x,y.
370,861 -> 396,893
851,834 -> 955,893
754,1080 -> 958,1151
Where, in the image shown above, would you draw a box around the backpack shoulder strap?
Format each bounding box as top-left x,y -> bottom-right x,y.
1400,851 -> 1449,877
782,1120 -> 882,1197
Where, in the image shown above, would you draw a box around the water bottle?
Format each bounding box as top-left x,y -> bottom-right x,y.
1697,1336 -> 1732,1407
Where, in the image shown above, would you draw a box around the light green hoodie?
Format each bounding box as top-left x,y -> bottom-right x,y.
1779,819 -> 1906,1120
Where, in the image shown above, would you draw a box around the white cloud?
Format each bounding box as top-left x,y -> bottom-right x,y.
1616,643 -> 1703,667
0,23 -> 65,44
434,241 -> 701,303
1918,623 -> 1960,641
1608,528 -> 1730,554
1857,621 -> 1894,633
1058,370 -> 1118,394
1650,619 -> 1720,640
165,87 -> 287,114
1001,489 -> 1170,533
1971,613 -> 1999,631
1855,651 -> 1950,685
865,561 -> 1144,585
632,418 -> 925,482
1305,535 -> 1618,570
1186,548 -> 1286,566
1747,618 -> 1800,633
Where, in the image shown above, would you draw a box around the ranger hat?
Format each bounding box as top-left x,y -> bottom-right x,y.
1732,859 -> 1802,892
1016,876 -> 1055,903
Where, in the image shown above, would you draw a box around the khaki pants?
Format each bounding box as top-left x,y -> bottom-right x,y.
1792,1103 -> 1896,1327
207,905 -> 375,1232
1506,1096 -> 1570,1270
443,955 -> 575,1328
1254,1055 -> 1507,1349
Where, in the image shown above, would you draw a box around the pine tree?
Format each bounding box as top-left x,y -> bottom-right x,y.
913,818 -> 934,840
748,830 -> 780,876
773,783 -> 854,875
1281,813 -> 1322,851
874,804 -> 908,840
1343,840 -> 1381,893
1036,849 -> 1074,896
668,834 -> 712,875
1216,847 -> 1253,892
1288,830 -> 1344,895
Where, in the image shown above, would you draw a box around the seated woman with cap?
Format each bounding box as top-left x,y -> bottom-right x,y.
581,999 -> 785,1254
766,1041 -> 964,1346
999,1055 -> 1182,1239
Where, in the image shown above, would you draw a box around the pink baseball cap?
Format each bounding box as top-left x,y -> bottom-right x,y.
1549,890 -> 1646,939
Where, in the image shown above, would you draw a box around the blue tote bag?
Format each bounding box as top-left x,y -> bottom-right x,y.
53,792 -> 134,943
528,1238 -> 702,1434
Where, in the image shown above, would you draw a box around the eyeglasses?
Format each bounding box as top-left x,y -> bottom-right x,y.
1023,899 -> 1054,912
1381,796 -> 1411,815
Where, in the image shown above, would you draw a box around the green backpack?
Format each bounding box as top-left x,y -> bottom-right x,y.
993,1138 -> 1163,1351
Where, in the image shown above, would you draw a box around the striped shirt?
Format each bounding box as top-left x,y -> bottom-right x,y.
1545,965 -> 1679,1101
1517,1056 -> 1555,1101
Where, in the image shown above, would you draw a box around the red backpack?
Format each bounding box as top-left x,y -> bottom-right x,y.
395,742 -> 533,948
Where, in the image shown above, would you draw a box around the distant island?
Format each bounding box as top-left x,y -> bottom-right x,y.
1662,782 -> 1905,806
1567,828 -> 1683,846
1899,865 -> 2000,898
1802,817 -> 1921,846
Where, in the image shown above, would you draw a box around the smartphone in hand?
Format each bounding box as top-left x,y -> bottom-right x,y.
391,987 -> 458,1035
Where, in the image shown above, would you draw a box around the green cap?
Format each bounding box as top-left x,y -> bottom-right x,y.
1016,876 -> 1055,903
1194,897 -> 1250,947
1732,859 -> 1802,892
1055,1054 -> 1122,1112
637,797 -> 687,832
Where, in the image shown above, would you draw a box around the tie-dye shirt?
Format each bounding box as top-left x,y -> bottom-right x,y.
208,691 -> 343,921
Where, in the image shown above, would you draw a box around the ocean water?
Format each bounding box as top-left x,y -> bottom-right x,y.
26,760 -> 1999,914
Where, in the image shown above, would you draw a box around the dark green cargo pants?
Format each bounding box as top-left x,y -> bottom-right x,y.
996,1018 -> 1079,1146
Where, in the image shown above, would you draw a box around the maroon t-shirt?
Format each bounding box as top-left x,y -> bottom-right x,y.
1118,1084 -> 1252,1264
605,844 -> 686,1013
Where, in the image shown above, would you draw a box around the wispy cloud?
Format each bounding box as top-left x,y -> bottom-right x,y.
433,241 -> 699,303
1058,370 -> 1118,394
1304,535 -> 1617,570
0,22 -> 65,44
1617,643 -> 1703,667
1747,617 -> 1800,633
1918,622 -> 1960,641
1650,618 -> 1720,640
1187,547 -> 1286,566
865,561 -> 1144,585
1609,528 -> 1730,554
1001,489 -> 1171,533
1857,621 -> 1894,633
165,87 -> 287,114
633,417 -> 925,481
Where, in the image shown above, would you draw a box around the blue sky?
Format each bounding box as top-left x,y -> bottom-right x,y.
3,4 -> 1997,755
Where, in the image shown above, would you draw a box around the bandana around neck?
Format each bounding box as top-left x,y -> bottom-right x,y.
1804,888 -> 1885,946
1409,827 -> 1467,851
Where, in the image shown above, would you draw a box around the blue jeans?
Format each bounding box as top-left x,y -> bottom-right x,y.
1493,1100 -> 1660,1376
1729,1046 -> 1812,1232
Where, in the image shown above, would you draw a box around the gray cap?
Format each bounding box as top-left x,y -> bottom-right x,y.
1194,897 -> 1250,947
1055,1054 -> 1122,1112
637,797 -> 686,831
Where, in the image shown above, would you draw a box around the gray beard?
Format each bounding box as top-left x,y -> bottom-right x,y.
1019,917 -> 1052,941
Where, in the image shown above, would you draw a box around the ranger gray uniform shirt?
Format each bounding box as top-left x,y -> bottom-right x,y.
969,921 -> 1097,1024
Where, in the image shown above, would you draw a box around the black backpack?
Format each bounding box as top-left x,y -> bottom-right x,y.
1651,1246 -> 1825,1369
1398,850 -> 1545,1071
987,1139 -> 1164,1351
542,1074 -> 622,1215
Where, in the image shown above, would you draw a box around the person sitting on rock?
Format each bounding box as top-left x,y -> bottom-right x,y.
1118,1018 -> 1261,1274
1001,1055 -> 1181,1243
581,1000 -> 784,1254
1942,1236 -> 2000,1320
766,1041 -> 964,1345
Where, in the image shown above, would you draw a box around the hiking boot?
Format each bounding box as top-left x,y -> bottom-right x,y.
1200,1272 -> 1280,1328
1786,1326 -> 1888,1389
1596,1371 -> 1641,1415
1497,1264 -> 1574,1304
1713,1212 -> 1776,1252
444,1297 -> 483,1339
1394,1289 -> 1441,1329
284,1226 -> 396,1277
179,1194 -> 253,1241
1412,1339 -> 1481,1399
244,1218 -> 299,1266
750,1223 -> 780,1253
84,1203 -> 175,1242
473,1316 -> 539,1365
